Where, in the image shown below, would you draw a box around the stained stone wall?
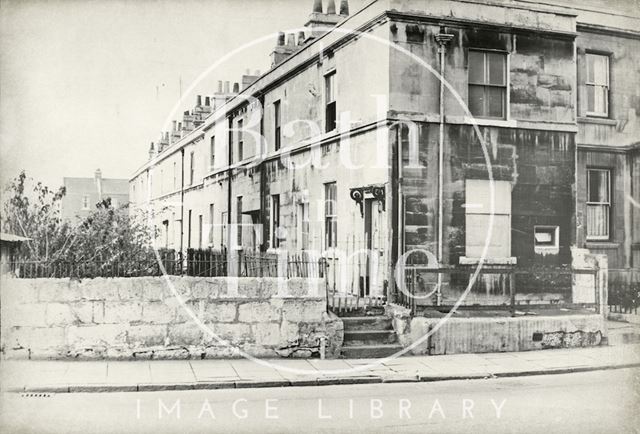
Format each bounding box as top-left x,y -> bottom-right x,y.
0,276 -> 343,360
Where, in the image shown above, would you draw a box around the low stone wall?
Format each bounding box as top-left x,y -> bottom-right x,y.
386,304 -> 606,355
0,276 -> 343,360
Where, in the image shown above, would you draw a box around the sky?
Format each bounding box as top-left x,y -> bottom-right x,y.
0,0 -> 366,189
1,0 -> 636,191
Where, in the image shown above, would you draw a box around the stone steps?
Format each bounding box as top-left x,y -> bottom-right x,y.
340,316 -> 393,331
340,315 -> 402,358
343,330 -> 398,345
341,343 -> 405,359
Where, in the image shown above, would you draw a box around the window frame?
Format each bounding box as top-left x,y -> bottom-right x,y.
214,135 -> 216,170
586,168 -> 611,241
467,49 -> 509,120
189,151 -> 195,185
237,119 -> 244,162
325,70 -> 337,132
298,202 -> 310,251
236,196 -> 243,246
81,195 -> 90,210
585,52 -> 610,118
270,194 -> 281,249
324,182 -> 337,248
274,100 -> 281,151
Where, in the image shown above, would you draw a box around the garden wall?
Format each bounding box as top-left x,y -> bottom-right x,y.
0,276 -> 343,360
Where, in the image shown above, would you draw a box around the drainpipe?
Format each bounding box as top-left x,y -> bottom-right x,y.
180,148 -> 185,275
435,28 -> 454,306
227,116 -> 234,275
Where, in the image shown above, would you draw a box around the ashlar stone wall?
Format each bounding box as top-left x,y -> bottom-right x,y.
0,276 -> 343,360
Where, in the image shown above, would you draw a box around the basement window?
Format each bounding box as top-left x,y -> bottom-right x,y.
468,50 -> 507,119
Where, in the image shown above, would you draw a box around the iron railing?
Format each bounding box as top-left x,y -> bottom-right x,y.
394,265 -> 601,315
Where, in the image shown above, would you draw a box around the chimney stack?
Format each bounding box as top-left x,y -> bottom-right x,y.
94,168 -> 103,200
148,142 -> 155,160
340,0 -> 349,15
326,0 -> 336,14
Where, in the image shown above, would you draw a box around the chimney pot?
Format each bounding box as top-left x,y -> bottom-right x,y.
224,81 -> 230,93
172,120 -> 177,131
255,69 -> 260,75
94,168 -> 102,180
277,31 -> 285,46
298,31 -> 306,45
327,0 -> 336,14
217,80 -> 223,93
287,33 -> 296,46
205,96 -> 210,106
312,0 -> 323,13
340,0 -> 349,15
232,82 -> 240,93
196,95 -> 202,106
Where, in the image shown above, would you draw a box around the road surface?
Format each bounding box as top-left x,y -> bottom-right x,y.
1,368 -> 638,433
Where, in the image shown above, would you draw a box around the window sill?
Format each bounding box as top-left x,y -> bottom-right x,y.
585,241 -> 619,250
578,117 -> 617,126
459,256 -> 517,265
460,116 -> 516,129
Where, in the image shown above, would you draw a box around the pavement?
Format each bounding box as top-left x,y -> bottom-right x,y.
3,368 -> 639,433
2,342 -> 639,394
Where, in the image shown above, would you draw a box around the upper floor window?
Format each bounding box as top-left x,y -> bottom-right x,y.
173,162 -> 177,190
82,195 -> 90,210
325,71 -> 336,132
237,119 -> 244,162
586,53 -> 609,117
274,100 -> 281,151
210,136 -> 215,169
189,151 -> 195,185
586,168 -> 611,241
468,50 -> 507,119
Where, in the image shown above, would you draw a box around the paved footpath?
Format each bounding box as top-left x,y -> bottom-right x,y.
2,343 -> 639,394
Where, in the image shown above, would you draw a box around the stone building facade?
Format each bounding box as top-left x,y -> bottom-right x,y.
130,0 -> 639,303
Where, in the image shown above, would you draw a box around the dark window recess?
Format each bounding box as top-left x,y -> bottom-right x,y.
325,72 -> 336,132
271,194 -> 280,248
274,100 -> 281,151
237,119 -> 244,162
236,196 -> 243,246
